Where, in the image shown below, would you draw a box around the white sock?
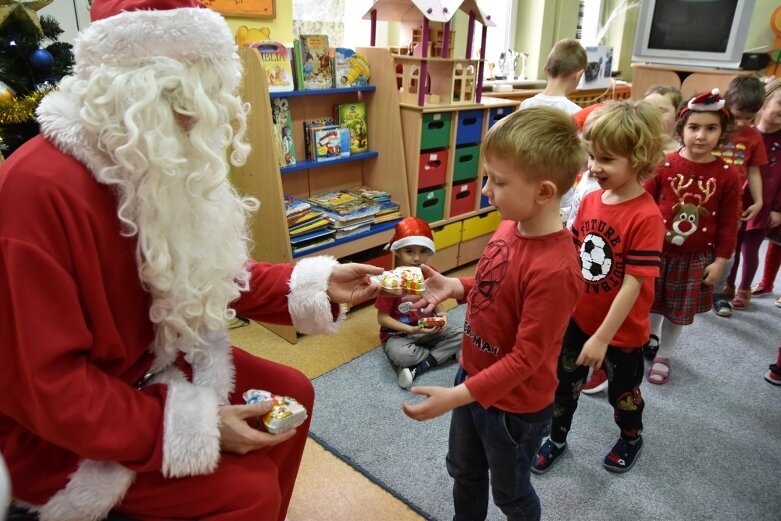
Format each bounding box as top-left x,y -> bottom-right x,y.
656,319 -> 684,359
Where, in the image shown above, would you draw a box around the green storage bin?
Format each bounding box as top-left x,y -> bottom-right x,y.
420,112 -> 452,151
453,144 -> 480,182
416,187 -> 445,222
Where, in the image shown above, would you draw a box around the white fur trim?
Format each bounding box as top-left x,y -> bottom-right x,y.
73,8 -> 236,70
288,256 -> 345,334
389,236 -> 436,253
162,382 -> 221,478
189,329 -> 236,405
37,460 -> 135,521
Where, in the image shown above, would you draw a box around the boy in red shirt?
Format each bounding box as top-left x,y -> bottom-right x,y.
711,76 -> 768,316
533,101 -> 667,474
402,107 -> 584,520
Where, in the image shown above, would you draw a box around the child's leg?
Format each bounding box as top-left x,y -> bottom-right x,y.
737,229 -> 770,291
755,241 -> 781,293
425,326 -> 463,365
446,366 -> 490,521
725,225 -> 746,288
383,334 -> 431,368
648,318 -> 684,384
550,320 -> 591,444
606,346 -> 645,441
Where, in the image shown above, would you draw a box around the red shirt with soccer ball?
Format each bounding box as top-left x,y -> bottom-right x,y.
571,190 -> 664,348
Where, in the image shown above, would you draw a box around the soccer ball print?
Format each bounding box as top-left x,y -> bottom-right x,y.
580,233 -> 613,282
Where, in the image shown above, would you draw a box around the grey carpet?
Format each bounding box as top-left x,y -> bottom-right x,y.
310,279 -> 780,521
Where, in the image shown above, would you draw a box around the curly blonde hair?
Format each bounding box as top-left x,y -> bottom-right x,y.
582,100 -> 668,182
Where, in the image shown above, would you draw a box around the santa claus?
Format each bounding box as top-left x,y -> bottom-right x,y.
0,0 -> 381,519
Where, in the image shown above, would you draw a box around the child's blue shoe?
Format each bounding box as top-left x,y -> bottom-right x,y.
531,438 -> 567,474
603,436 -> 642,473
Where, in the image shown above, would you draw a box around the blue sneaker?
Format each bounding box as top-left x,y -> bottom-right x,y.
531,439 -> 567,474
603,436 -> 643,473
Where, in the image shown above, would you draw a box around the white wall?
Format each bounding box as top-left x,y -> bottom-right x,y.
39,0 -> 91,45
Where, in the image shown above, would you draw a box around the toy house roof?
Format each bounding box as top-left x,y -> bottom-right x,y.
362,0 -> 491,25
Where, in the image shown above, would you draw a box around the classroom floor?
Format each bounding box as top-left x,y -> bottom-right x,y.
229,264 -> 475,520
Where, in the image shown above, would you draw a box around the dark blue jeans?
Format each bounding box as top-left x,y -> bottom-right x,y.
446,366 -> 550,521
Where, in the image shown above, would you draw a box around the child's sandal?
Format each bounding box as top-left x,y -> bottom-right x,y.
731,289 -> 751,310
648,356 -> 670,385
751,283 -> 772,296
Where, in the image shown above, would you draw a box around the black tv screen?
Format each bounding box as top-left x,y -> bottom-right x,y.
648,0 -> 738,53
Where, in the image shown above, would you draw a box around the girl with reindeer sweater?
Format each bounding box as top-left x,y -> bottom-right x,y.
644,89 -> 740,384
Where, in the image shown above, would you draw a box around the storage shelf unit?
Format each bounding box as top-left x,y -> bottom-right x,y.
400,96 -> 519,272
231,46 -> 411,343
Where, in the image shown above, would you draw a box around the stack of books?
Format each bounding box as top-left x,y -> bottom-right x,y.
340,186 -> 401,225
307,191 -> 381,240
285,195 -> 335,253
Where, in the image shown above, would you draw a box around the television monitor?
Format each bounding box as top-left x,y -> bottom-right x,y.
632,0 -> 756,70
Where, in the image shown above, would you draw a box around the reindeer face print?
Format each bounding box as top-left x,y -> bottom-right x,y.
664,173 -> 715,246
681,112 -> 723,163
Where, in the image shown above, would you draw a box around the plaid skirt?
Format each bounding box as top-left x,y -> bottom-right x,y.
652,250 -> 715,325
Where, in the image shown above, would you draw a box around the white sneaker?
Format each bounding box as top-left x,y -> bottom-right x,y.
398,367 -> 416,389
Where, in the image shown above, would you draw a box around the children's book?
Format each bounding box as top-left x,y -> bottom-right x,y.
295,35 -> 333,90
311,125 -> 350,162
342,186 -> 391,203
308,191 -> 381,221
303,118 -> 334,160
249,40 -> 295,92
333,47 -> 371,88
336,102 -> 368,154
284,195 -> 310,217
271,98 -> 296,167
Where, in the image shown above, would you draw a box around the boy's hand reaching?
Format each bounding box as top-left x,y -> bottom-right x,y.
403,383 -> 473,421
408,264 -> 463,314
576,336 -> 608,370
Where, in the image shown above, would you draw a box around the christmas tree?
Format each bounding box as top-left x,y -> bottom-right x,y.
0,0 -> 74,157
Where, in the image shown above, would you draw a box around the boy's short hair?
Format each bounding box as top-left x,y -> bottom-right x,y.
644,84 -> 682,111
725,76 -> 765,113
544,38 -> 587,78
482,106 -> 584,196
582,100 -> 667,182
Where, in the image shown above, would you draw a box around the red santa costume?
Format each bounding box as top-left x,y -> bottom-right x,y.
0,1 -> 352,520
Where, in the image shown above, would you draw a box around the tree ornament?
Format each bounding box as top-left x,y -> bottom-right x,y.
0,80 -> 14,102
28,47 -> 53,71
0,0 -> 53,32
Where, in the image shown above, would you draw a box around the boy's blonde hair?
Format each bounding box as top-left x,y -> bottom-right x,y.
482,106 -> 585,196
545,38 -> 587,78
582,100 -> 667,182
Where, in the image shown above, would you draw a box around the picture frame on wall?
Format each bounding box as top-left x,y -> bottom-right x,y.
205,0 -> 275,19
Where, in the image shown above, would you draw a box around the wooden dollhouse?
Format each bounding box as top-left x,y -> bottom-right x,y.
362,0 -> 495,107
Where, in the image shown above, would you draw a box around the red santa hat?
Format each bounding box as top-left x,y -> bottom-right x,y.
75,0 -> 236,70
385,216 -> 436,253
678,88 -> 730,120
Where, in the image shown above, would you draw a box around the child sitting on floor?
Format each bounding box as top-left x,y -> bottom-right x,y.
375,217 -> 462,389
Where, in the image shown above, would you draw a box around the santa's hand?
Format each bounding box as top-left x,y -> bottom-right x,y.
327,262 -> 383,305
219,403 -> 296,454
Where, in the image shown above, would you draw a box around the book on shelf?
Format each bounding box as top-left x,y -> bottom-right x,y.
289,226 -> 335,244
326,214 -> 375,229
307,191 -> 381,221
289,217 -> 331,237
292,236 -> 336,254
335,102 -> 368,154
302,118 -> 334,160
333,222 -> 372,239
373,212 -> 402,225
271,98 -> 296,167
287,209 -> 324,228
284,195 -> 310,217
341,186 -> 391,203
310,126 -> 350,162
294,35 -> 333,90
248,40 -> 295,92
333,47 -> 371,88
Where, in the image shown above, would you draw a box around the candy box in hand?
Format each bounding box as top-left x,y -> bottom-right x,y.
242,389 -> 308,434
418,316 -> 446,328
371,266 -> 425,295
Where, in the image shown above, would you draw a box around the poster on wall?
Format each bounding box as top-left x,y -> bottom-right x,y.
579,46 -> 613,90
204,0 -> 276,18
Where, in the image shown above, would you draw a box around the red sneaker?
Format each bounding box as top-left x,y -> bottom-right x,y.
582,367 -> 608,395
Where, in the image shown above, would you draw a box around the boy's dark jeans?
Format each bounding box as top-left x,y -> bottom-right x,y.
446,366 -> 550,521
